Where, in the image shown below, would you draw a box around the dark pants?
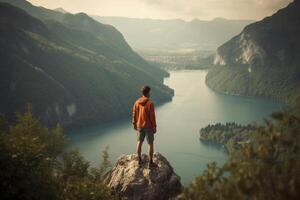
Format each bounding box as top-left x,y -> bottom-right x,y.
137,128 -> 154,144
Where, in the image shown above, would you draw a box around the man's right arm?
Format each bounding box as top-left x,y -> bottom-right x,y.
132,103 -> 138,130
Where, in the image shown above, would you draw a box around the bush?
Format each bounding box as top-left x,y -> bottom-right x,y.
0,107 -> 116,200
180,112 -> 300,200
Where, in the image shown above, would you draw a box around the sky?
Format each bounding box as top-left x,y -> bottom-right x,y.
27,0 -> 293,21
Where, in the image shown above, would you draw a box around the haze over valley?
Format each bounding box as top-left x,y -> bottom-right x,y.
93,16 -> 254,52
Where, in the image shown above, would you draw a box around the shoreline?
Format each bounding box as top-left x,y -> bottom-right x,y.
166,68 -> 289,108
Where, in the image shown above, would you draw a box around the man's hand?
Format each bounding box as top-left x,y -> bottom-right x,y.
153,127 -> 157,134
134,125 -> 138,131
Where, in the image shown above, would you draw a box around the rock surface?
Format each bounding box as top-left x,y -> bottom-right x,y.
206,1 -> 300,105
104,153 -> 182,200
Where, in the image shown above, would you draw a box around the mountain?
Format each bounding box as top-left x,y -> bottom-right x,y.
0,1 -> 173,129
54,7 -> 68,14
92,16 -> 254,51
0,0 -> 169,80
206,1 -> 300,105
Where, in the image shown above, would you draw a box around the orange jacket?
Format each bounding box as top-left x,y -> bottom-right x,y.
132,96 -> 156,129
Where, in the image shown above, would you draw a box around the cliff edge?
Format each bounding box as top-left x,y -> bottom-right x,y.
206,1 -> 300,105
104,153 -> 182,200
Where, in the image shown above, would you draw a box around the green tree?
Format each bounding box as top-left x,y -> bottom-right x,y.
0,107 -> 116,200
58,149 -> 116,200
181,112 -> 300,200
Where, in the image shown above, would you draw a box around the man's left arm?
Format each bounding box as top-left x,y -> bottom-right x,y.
149,102 -> 157,133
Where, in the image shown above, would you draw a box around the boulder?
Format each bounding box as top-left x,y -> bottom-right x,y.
104,153 -> 182,200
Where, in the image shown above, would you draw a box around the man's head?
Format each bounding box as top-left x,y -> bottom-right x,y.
141,85 -> 151,97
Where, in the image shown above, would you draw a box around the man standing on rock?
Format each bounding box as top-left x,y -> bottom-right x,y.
132,86 -> 157,168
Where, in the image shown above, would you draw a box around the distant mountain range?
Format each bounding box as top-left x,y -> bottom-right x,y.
0,0 -> 174,128
92,16 -> 254,51
206,0 -> 300,105
54,7 -> 68,14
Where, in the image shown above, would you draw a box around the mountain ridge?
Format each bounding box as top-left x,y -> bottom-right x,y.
206,0 -> 300,105
93,15 -> 254,51
54,7 -> 68,14
0,2 -> 173,129
0,0 -> 168,79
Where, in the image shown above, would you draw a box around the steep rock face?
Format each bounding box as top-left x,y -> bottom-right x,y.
207,1 -> 300,104
104,153 -> 182,200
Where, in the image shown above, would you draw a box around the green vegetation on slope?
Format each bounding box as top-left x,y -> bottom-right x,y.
206,1 -> 300,105
0,107 -> 116,200
181,112 -> 300,199
3,107 -> 299,200
0,0 -> 168,79
0,1 -> 173,128
200,122 -> 256,154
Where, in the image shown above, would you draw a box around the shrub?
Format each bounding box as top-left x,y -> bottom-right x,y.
0,107 -> 116,200
180,112 -> 300,200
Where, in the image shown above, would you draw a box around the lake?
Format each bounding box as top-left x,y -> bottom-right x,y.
67,70 -> 285,185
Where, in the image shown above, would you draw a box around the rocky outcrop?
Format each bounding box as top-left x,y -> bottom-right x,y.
214,1 -> 300,68
104,153 -> 182,200
207,1 -> 300,105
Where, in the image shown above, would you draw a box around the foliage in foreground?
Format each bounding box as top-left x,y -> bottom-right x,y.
0,108 -> 116,200
180,112 -> 300,200
1,107 -> 300,200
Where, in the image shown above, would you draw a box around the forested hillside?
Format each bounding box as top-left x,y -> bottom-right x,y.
0,1 -> 173,128
206,1 -> 300,105
200,122 -> 256,153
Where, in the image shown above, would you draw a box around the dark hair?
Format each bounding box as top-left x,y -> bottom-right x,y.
141,85 -> 151,96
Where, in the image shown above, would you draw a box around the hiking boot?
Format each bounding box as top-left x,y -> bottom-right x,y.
148,161 -> 158,169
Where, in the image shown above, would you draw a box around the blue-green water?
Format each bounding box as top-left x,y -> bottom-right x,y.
67,70 -> 285,185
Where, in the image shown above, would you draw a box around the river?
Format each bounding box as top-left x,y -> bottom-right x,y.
67,70 -> 285,185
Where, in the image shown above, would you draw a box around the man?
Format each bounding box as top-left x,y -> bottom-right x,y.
132,86 -> 157,168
